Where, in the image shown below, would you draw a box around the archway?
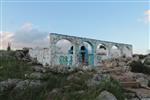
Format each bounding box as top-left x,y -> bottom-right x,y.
96,44 -> 108,56
122,46 -> 132,57
96,44 -> 108,64
55,39 -> 73,65
79,41 -> 94,66
110,45 -> 121,58
80,46 -> 88,65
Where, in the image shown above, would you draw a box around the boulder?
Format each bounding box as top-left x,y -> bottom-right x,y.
133,73 -> 149,87
0,79 -> 21,92
13,80 -> 30,90
47,88 -> 63,100
13,80 -> 42,90
143,56 -> 150,65
136,77 -> 148,87
87,73 -> 110,87
96,91 -> 117,100
31,65 -> 47,73
28,72 -> 48,80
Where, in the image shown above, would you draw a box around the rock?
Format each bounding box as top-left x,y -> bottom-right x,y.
129,98 -> 140,100
136,77 -> 148,87
28,80 -> 42,88
14,80 -> 42,90
125,88 -> 150,99
87,73 -> 110,87
76,90 -> 84,94
14,80 -> 30,90
28,72 -> 48,80
48,65 -> 71,74
47,88 -> 63,100
15,49 -> 32,62
143,56 -> 150,65
118,61 -> 126,67
0,79 -> 21,92
132,55 -> 140,61
133,73 -> 149,87
67,74 -> 81,81
31,65 -> 47,73
96,91 -> 117,100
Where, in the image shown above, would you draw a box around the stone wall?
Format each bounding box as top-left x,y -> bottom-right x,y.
49,33 -> 132,67
29,47 -> 50,66
29,33 -> 132,67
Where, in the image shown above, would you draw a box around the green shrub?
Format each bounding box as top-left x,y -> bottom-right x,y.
148,80 -> 150,87
97,78 -> 125,100
144,58 -> 150,65
0,56 -> 32,80
130,60 -> 144,73
130,60 -> 150,75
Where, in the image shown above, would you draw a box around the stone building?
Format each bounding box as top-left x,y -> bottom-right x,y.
29,33 -> 132,67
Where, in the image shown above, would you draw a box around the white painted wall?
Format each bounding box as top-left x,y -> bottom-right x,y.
29,47 -> 50,66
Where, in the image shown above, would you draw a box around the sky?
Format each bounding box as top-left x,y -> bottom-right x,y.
0,0 -> 150,54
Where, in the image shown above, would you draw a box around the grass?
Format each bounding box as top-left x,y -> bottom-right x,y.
0,51 -> 125,100
0,51 -> 32,80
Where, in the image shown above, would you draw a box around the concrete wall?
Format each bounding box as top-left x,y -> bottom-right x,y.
49,33 -> 133,67
29,47 -> 50,66
28,33 -> 132,67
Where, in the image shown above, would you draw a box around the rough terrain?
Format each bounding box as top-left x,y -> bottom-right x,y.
0,50 -> 150,100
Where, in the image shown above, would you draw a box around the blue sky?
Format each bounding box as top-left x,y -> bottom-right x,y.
0,0 -> 150,54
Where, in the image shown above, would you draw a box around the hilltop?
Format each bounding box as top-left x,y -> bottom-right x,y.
0,50 -> 150,100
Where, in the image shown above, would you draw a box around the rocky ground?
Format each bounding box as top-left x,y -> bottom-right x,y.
0,50 -> 150,100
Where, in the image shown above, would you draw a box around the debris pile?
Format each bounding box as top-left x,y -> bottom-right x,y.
97,55 -> 150,100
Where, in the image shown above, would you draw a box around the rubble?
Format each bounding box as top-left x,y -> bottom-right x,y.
96,90 -> 117,100
13,80 -> 43,90
0,79 -> 21,92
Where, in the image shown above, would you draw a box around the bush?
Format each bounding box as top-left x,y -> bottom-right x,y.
130,60 -> 144,73
97,78 -> 125,100
144,58 -> 150,65
148,80 -> 150,87
130,60 -> 150,75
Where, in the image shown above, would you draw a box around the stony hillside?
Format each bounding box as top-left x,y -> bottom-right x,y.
0,50 -> 150,100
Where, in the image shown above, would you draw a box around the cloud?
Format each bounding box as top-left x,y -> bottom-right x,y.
1,32 -> 14,49
1,22 -> 49,49
144,10 -> 150,23
13,22 -> 48,43
137,9 -> 150,24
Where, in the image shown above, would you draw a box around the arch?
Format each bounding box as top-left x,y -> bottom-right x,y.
68,46 -> 73,54
110,45 -> 121,58
96,43 -> 108,55
55,39 -> 73,54
80,46 -> 88,65
55,39 -> 74,66
79,41 -> 94,66
122,46 -> 132,57
97,43 -> 106,50
111,45 -> 119,50
83,41 -> 93,54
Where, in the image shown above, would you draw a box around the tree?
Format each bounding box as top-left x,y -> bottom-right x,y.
7,42 -> 11,51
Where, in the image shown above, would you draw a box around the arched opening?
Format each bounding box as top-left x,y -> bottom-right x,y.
96,44 -> 108,55
68,46 -> 73,54
80,46 -> 87,65
96,44 -> 108,65
112,45 -> 118,50
122,46 -> 132,57
79,41 -> 94,66
110,45 -> 121,58
56,39 -> 73,54
55,39 -> 73,65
